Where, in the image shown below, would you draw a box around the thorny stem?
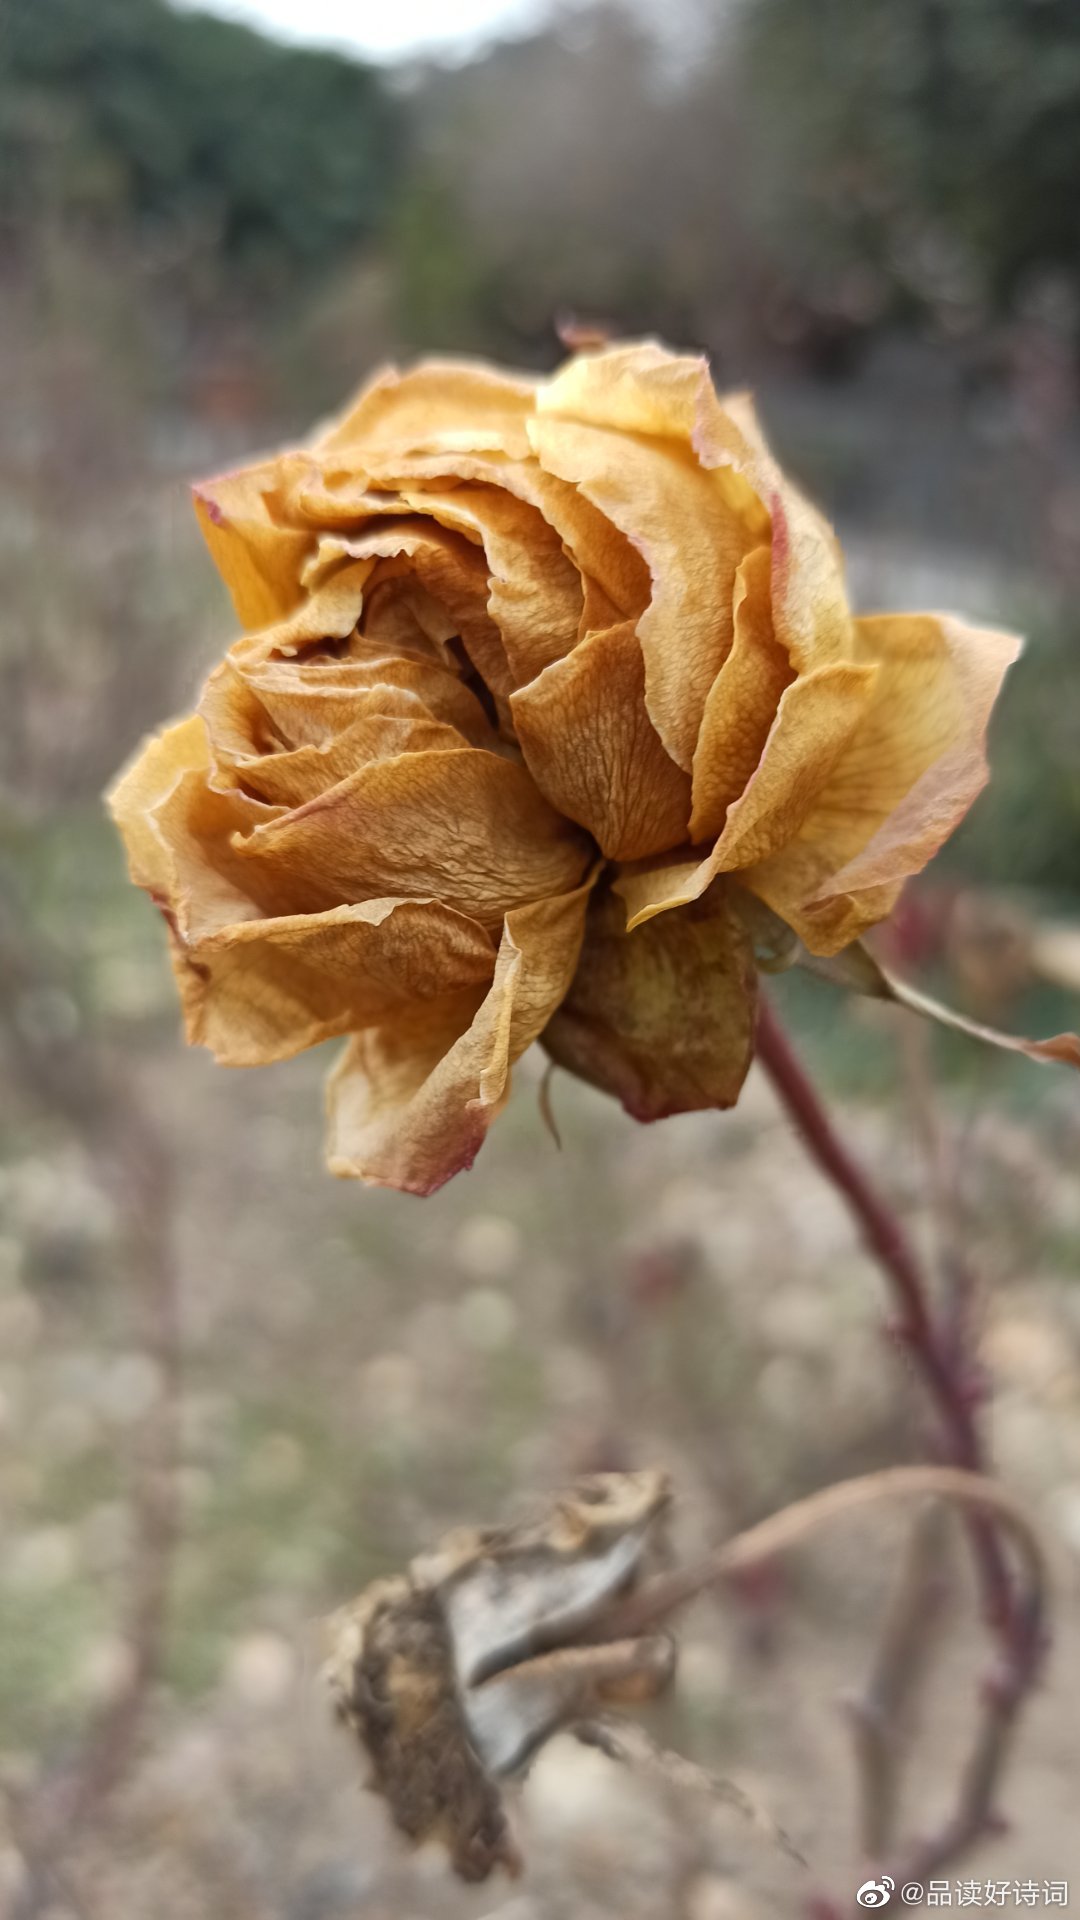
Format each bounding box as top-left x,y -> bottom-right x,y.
585,1465 -> 1046,1913
755,994 -> 1010,1627
753,993 -> 1048,1908
844,1504 -> 950,1861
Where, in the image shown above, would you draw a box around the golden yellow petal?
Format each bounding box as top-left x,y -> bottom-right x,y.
232,749 -> 594,926
193,453 -> 316,630
201,643 -> 493,806
296,520 -> 507,682
542,344 -> 854,674
147,766 -> 291,935
696,392 -> 853,673
107,715 -> 211,897
230,647 -> 497,749
203,656 -> 425,763
299,516 -> 477,595
111,721 -> 315,946
539,339 -> 721,443
542,880 -> 757,1121
527,411 -> 756,773
325,879 -> 595,1193
357,570 -> 461,658
400,484 -> 584,685
174,899 -> 497,1067
225,713 -> 472,809
353,448 -> 651,631
704,660 -> 877,869
317,359 -> 537,463
612,662 -> 875,930
227,562 -> 372,672
612,852 -> 704,932
743,613 -> 1022,954
510,622 -> 690,861
689,545 -> 793,844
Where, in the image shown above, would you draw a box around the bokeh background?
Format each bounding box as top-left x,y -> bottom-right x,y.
2,1 -> 1080,1915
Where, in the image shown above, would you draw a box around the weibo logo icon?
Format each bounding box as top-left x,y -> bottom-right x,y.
856,1880 -> 895,1909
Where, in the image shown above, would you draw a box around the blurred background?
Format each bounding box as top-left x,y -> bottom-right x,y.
2,1 -> 1080,1915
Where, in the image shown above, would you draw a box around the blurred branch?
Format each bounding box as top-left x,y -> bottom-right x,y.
574,1717 -> 806,1869
844,1504 -> 950,1860
897,1013 -> 981,1369
755,994 -> 1009,1624
0,867 -> 181,1909
592,1465 -> 1045,1647
592,1463 -> 1045,1912
753,995 -> 1047,1905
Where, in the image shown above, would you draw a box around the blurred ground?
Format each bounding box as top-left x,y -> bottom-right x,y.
3,843 -> 1080,1914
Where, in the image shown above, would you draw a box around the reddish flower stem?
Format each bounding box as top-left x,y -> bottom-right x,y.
754,994 -> 1012,1632
754,993 -> 1048,1904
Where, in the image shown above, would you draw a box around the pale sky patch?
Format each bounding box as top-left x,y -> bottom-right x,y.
171,0 -> 554,63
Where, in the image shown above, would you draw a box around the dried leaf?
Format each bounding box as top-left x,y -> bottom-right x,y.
800,935 -> 1080,1072
324,1474 -> 674,1879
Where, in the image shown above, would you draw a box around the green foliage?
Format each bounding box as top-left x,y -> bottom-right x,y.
0,0 -> 402,284
947,599 -> 1080,895
742,0 -> 1080,328
392,174 -> 492,352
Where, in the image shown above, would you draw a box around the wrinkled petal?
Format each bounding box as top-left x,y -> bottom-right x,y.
542,881 -> 757,1121
224,646 -> 498,749
543,343 -> 853,673
699,394 -> 853,675
326,880 -> 595,1192
108,715 -> 211,897
216,710 -> 472,809
510,622 -> 690,861
144,768 -> 289,934
227,561 -> 372,670
232,749 -> 593,926
404,483 -> 584,685
612,661 -> 875,930
527,407 -> 758,774
742,614 -> 1022,954
201,654 -> 490,808
173,899 -> 497,1067
298,519 -> 510,696
317,358 -> 537,462
689,545 -> 793,844
352,448 -> 651,632
193,452 -> 317,629
109,718 -> 289,938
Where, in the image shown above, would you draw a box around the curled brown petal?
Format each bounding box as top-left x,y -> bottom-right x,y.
510,621 -> 691,862
527,407 -> 758,773
231,749 -> 594,926
743,613 -> 1022,954
326,878 -> 596,1193
171,900 -> 497,1067
689,543 -> 793,845
543,880 -> 757,1121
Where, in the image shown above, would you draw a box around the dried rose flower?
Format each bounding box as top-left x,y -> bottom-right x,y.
109,341 -> 1020,1193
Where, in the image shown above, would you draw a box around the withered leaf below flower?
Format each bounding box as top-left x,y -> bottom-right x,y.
323,1473 -> 674,1880
544,879 -> 758,1122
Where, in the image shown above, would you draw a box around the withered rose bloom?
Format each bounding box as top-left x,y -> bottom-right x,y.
109,341 -> 1019,1194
